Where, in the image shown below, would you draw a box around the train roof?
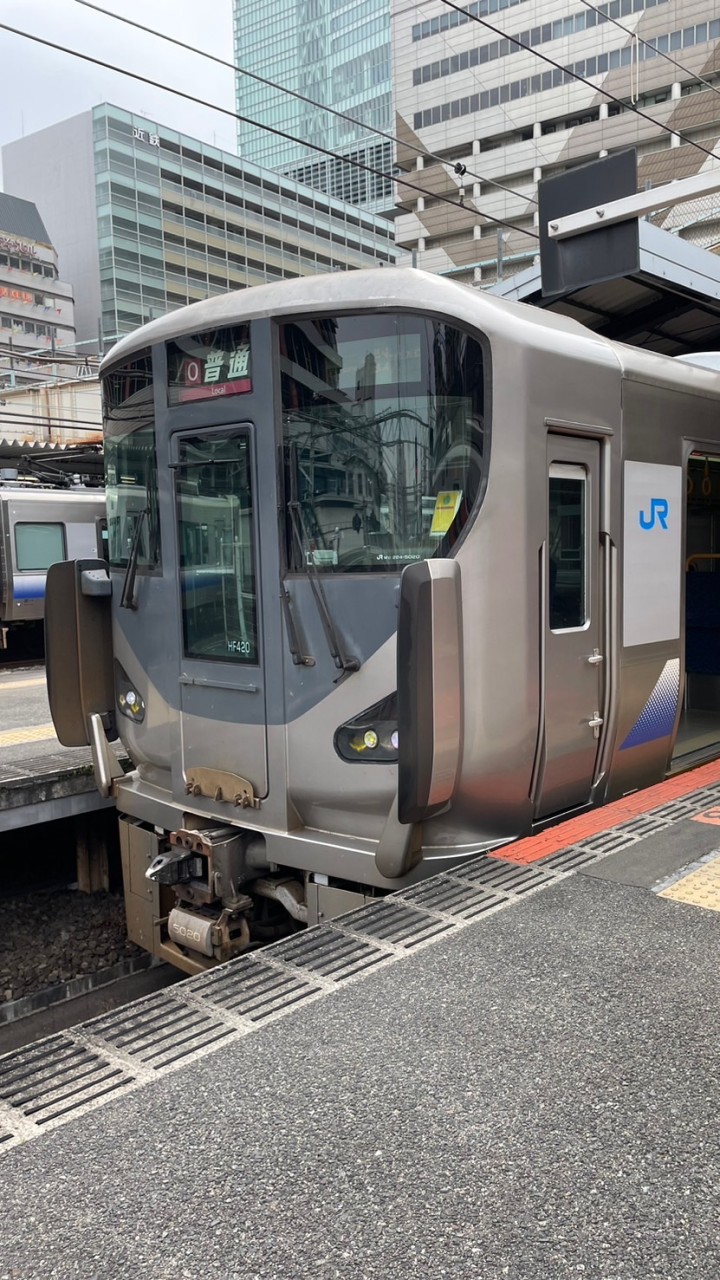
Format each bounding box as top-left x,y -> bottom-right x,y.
100,267 -> 720,402
0,486 -> 104,502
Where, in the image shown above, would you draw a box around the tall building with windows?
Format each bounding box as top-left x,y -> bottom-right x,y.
233,0 -> 394,213
2,104 -> 399,350
0,192 -> 76,385
391,0 -> 720,285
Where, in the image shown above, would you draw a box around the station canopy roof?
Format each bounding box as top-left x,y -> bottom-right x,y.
493,221 -> 720,358
0,438 -> 103,483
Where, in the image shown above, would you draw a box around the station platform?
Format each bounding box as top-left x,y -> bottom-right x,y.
0,668 -> 116,831
1,762 -> 719,1277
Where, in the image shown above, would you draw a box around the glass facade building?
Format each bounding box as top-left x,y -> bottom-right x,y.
3,105 -> 399,349
93,106 -> 398,343
233,0 -> 393,213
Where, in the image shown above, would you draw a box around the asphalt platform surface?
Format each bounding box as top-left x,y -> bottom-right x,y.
0,867 -> 718,1280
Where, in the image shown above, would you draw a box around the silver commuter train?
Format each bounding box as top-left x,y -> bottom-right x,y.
0,482 -> 105,649
45,268 -> 720,973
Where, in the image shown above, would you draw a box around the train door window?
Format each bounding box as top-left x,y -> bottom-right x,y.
175,434 -> 258,665
14,522 -> 66,571
548,464 -> 586,630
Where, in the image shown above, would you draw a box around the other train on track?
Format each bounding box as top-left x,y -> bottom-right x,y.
0,481 -> 105,650
45,268 -> 720,973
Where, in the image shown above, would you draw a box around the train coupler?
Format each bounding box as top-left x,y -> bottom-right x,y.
145,848 -> 197,885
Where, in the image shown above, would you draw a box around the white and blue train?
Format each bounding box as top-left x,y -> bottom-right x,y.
0,482 -> 105,649
44,269 -> 720,973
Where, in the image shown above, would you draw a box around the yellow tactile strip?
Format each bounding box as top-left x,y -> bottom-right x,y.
0,723 -> 57,748
657,852 -> 720,913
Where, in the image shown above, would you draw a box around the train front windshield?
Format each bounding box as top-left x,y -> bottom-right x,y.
280,313 -> 486,571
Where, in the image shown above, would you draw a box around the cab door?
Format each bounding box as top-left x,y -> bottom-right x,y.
171,426 -> 268,802
535,435 -> 604,819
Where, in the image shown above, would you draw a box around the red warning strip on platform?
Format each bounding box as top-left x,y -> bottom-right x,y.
494,758 -> 720,865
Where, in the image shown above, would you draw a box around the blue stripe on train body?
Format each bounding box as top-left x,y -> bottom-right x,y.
620,658 -> 680,750
13,574 -> 46,601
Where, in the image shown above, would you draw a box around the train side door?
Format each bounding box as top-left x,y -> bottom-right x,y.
171,426 -> 268,801
535,435 -> 603,819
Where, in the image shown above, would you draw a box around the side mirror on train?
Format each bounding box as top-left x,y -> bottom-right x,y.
45,558 -> 117,748
397,559 -> 463,825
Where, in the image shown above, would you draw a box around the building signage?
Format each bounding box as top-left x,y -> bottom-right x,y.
133,126 -> 160,147
0,286 -> 33,304
167,326 -> 252,404
0,235 -> 37,258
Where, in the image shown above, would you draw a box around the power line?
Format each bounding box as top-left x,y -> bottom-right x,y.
578,0 -> 720,103
72,0 -> 535,208
404,0 -> 553,174
438,0 -> 720,165
0,406 -> 102,428
0,21 -> 538,242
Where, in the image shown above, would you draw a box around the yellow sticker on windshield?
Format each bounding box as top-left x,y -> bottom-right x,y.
430,490 -> 462,536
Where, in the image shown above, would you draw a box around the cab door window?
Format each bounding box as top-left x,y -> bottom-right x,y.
176,434 -> 258,664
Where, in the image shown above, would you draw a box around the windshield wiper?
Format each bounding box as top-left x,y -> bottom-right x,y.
285,448 -> 359,675
120,508 -> 148,611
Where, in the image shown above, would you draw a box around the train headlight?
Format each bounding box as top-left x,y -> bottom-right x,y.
115,660 -> 146,724
335,694 -> 398,764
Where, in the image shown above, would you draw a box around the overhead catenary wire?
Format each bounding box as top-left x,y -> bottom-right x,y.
438,0 -> 720,165
0,406 -> 102,429
72,0 -> 537,207
578,0 -> 720,103
0,21 -> 538,242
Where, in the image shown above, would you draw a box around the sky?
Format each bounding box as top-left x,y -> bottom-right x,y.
0,0 -> 238,179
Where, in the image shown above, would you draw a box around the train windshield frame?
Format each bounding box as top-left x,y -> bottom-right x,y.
278,311 -> 488,573
102,350 -> 161,572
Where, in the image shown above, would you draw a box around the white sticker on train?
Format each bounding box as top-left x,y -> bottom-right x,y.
623,461 -> 682,648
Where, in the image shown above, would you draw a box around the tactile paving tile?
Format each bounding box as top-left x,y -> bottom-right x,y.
0,1127 -> 16,1147
270,926 -> 389,982
454,855 -> 555,894
339,899 -> 455,948
87,993 -> 236,1069
396,875 -> 507,920
0,1034 -> 131,1125
658,855 -> 720,912
190,956 -> 322,1021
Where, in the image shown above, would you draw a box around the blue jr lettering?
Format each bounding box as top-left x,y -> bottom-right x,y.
639,498 -> 669,531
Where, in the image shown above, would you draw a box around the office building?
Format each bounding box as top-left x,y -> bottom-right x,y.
391,0 -> 720,285
0,192 -> 76,385
2,104 -> 399,349
233,0 -> 393,213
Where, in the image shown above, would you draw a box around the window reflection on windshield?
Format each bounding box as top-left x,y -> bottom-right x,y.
103,352 -> 160,570
280,313 -> 486,572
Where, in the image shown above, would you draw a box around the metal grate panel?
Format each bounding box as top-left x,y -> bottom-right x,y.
397,875 -> 507,920
88,994 -> 236,1069
270,926 -> 389,981
0,1034 -> 130,1125
571,828 -> 638,854
190,957 -> 322,1021
455,855 -> 555,894
654,799 -> 708,822
339,900 -> 455,948
614,815 -> 673,838
536,846 -> 602,873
